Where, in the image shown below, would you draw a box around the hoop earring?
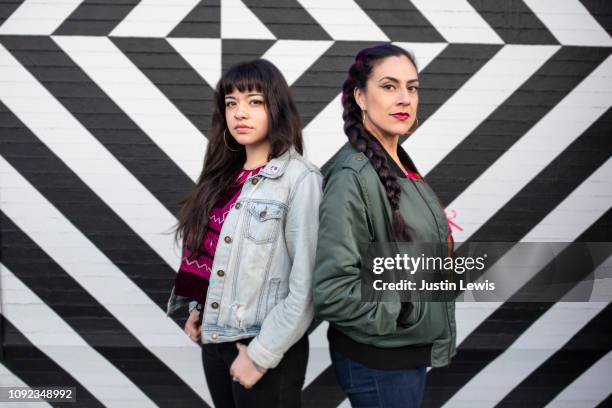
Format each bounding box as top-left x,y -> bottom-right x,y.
223,129 -> 240,152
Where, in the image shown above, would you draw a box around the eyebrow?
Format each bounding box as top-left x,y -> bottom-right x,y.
225,93 -> 264,99
378,76 -> 419,84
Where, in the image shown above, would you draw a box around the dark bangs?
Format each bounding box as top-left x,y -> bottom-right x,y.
221,61 -> 267,96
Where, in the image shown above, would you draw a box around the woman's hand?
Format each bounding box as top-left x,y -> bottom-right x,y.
184,309 -> 201,342
229,343 -> 267,389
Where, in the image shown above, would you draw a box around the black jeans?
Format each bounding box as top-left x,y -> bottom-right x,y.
201,334 -> 309,408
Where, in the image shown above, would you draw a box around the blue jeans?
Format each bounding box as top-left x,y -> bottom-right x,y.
331,350 -> 427,408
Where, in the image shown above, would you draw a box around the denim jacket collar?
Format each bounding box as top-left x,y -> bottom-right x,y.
258,147 -> 295,179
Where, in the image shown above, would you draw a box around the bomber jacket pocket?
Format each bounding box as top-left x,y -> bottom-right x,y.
397,299 -> 423,327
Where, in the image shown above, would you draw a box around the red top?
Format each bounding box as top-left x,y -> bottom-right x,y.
173,165 -> 265,304
403,164 -> 423,181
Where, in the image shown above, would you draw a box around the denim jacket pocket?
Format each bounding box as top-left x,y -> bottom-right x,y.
246,202 -> 284,244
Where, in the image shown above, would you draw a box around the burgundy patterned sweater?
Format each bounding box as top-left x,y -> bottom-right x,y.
173,165 -> 265,304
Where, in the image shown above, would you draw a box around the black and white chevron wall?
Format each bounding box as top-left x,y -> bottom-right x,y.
0,0 -> 611,407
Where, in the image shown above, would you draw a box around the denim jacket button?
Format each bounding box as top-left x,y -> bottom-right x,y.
224,236 -> 232,243
260,210 -> 267,218
211,302 -> 219,309
235,202 -> 241,209
217,270 -> 225,277
251,178 -> 259,185
211,333 -> 218,340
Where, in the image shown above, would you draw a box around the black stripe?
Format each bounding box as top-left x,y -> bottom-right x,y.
498,303 -> 612,407
579,0 -> 612,37
169,0 -> 220,38
422,208 -> 612,407
242,0 -> 331,40
470,106 -> 612,242
306,319 -> 323,336
467,0 -> 558,44
0,0 -> 22,25
426,46 -> 611,207
301,366 -> 345,408
0,35 -> 193,216
222,39 -> 276,73
112,37 -> 215,137
355,0 -> 445,42
0,100 -> 177,309
597,392 -> 612,407
0,316 -> 104,407
53,0 -> 140,36
292,40 -> 378,128
0,214 -> 210,407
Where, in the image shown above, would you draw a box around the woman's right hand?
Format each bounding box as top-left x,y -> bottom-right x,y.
184,309 -> 202,341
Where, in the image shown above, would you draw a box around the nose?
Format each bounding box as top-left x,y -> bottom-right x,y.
234,103 -> 248,119
397,88 -> 411,106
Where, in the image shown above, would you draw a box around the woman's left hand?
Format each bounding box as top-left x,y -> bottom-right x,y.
229,343 -> 267,389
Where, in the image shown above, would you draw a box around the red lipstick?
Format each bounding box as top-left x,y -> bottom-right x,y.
391,113 -> 410,121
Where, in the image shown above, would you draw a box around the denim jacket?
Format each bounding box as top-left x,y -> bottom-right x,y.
167,147 -> 322,369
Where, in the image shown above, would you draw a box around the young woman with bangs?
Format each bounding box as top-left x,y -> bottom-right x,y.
167,59 -> 322,408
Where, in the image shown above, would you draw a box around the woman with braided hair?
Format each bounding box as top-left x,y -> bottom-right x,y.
313,44 -> 456,407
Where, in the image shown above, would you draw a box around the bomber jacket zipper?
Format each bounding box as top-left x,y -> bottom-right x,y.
408,177 -> 454,364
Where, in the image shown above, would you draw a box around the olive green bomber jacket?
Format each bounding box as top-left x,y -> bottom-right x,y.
312,143 -> 456,367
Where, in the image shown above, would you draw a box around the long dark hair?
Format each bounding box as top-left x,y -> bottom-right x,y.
342,43 -> 418,241
175,59 -> 303,258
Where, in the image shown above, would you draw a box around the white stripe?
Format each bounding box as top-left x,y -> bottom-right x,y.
304,43 -> 447,167
0,0 -> 82,35
295,0 -> 388,41
449,54 -> 612,244
0,43 -> 181,270
402,44 -> 560,177
302,93 -> 345,167
523,0 -> 612,47
392,42 -> 448,73
261,40 -> 333,86
305,322 -> 331,387
445,299 -> 609,406
0,156 -> 212,404
337,399 -> 352,408
588,255 -> 612,302
546,349 -> 612,407
0,264 -> 156,407
409,0 -> 503,44
53,36 -> 206,182
167,38 -> 222,89
110,0 -> 201,38
222,0 -> 275,39
0,364 -> 52,408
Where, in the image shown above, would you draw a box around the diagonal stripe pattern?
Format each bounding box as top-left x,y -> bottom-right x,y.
1,2 -> 611,407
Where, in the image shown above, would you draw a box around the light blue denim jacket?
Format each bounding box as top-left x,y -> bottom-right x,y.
166,147 -> 322,369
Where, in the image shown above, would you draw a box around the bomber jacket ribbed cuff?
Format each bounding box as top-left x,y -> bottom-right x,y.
246,336 -> 282,370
